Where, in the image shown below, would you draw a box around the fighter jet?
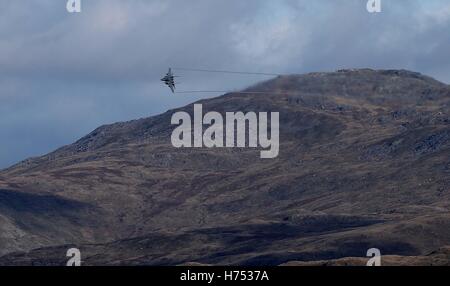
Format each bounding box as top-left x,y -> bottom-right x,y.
161,68 -> 176,93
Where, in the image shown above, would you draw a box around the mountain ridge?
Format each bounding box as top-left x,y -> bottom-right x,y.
4,69 -> 448,173
0,68 -> 449,265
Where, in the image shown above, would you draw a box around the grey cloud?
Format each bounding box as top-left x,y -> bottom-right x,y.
0,0 -> 449,168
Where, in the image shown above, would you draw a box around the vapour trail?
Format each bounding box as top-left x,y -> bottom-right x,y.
175,90 -> 299,95
172,67 -> 281,77
171,67 -> 287,95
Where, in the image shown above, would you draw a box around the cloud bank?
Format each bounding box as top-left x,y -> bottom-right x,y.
0,0 -> 449,168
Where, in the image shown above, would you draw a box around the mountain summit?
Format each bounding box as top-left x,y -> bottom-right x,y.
0,69 -> 449,265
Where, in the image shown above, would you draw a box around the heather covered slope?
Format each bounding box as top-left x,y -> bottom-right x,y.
0,69 -> 449,265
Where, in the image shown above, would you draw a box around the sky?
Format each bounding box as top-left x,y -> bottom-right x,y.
0,0 -> 449,168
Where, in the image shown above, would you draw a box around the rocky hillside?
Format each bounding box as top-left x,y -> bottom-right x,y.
0,69 -> 449,265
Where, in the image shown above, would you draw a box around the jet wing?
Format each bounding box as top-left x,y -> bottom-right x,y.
169,82 -> 175,93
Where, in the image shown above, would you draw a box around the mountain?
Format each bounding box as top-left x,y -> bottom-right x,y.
0,69 -> 449,265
